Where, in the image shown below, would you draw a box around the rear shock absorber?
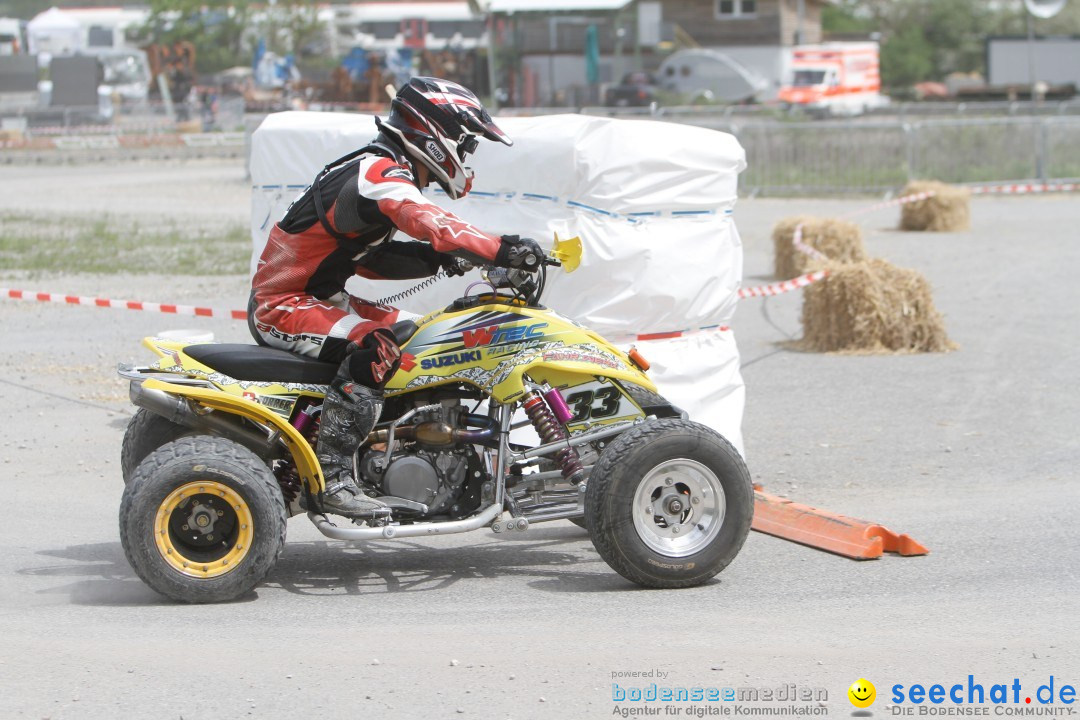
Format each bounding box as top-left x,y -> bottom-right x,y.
522,387 -> 585,484
276,400 -> 321,504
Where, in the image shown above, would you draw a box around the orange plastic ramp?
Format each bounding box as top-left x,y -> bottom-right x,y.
752,488 -> 929,560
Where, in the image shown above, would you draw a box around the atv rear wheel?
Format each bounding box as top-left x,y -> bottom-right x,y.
584,418 -> 752,588
120,436 -> 287,603
120,408 -> 191,485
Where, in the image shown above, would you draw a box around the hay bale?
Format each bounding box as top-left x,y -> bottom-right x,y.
899,180 -> 971,232
800,258 -> 955,354
773,216 -> 866,279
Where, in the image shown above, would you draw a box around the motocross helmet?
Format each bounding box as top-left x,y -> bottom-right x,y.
377,77 -> 512,200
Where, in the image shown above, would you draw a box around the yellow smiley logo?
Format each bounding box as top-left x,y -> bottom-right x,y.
848,678 -> 876,708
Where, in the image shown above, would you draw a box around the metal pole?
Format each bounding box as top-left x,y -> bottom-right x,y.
157,73 -> 175,121
903,122 -> 916,183
548,17 -> 557,105
796,0 -> 805,45
1025,11 -> 1038,103
1037,119 -> 1048,182
486,14 -> 499,110
614,13 -> 624,84
633,0 -> 642,71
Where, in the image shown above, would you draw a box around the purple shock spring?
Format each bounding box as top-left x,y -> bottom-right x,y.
524,391 -> 585,484
543,386 -> 574,425
292,403 -> 318,434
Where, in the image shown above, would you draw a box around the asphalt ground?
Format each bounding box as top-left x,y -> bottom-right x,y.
0,160 -> 1077,719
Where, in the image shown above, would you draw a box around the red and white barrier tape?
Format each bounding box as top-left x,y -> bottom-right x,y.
0,288 -> 246,321
791,223 -> 829,261
970,182 -> 1078,195
792,190 -> 940,263
0,189 -> 947,343
1,285 -> 740,344
5,182 -> 1075,348
738,270 -> 829,298
842,190 -> 937,218
29,121 -> 174,136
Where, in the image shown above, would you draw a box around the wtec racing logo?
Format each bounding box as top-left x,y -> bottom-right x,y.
890,675 -> 1076,716
463,322 -> 548,354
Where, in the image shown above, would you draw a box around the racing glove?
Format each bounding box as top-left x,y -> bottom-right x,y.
494,235 -> 544,271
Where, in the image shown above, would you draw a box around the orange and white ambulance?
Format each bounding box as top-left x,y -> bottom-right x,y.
778,42 -> 888,115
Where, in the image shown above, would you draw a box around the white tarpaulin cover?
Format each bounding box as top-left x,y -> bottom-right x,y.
250,111 -> 747,453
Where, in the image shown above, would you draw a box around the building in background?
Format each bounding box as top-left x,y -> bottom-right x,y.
662,0 -> 827,101
486,0 -> 634,106
20,0 -> 831,109
479,0 -> 827,106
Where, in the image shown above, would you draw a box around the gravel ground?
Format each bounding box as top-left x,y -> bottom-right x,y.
0,159 -> 250,232
0,159 -> 1077,719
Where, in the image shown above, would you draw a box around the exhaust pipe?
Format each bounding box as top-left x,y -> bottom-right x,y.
308,502 -> 503,541
129,380 -> 274,456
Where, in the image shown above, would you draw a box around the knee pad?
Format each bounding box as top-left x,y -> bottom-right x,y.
347,328 -> 402,389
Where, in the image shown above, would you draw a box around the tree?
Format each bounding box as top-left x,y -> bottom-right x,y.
833,0 -> 1052,89
259,0 -> 326,58
0,0 -> 120,18
880,24 -> 934,88
135,0 -> 253,74
822,3 -> 874,35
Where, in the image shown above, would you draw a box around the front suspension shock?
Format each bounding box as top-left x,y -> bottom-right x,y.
523,390 -> 585,484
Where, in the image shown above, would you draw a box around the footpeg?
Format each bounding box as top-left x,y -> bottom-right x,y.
375,496 -> 429,514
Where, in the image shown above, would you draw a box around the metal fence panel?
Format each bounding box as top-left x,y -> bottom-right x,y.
723,121 -> 910,195
691,116 -> 1080,196
1044,118 -> 1080,181
909,118 -> 1040,184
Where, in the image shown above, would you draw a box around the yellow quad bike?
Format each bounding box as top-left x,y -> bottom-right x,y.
117,237 -> 753,603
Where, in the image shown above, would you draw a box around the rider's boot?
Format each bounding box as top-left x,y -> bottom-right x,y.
313,330 -> 401,519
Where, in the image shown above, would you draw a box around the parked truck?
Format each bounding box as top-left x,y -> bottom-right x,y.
778,42 -> 887,116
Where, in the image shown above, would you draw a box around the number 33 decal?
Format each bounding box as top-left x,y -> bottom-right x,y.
565,386 -> 622,423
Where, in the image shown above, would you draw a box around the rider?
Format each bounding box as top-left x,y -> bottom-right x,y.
250,77 -> 543,518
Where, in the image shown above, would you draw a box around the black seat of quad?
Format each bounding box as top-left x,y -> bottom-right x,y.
185,344 -> 339,384
186,319 -> 418,385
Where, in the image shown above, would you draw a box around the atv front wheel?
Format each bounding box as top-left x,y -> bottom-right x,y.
585,418 -> 752,588
120,436 -> 287,603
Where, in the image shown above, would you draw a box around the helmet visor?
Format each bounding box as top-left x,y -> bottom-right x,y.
467,108 -> 513,147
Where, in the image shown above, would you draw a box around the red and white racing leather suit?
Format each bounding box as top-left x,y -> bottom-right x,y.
251,143 -> 501,365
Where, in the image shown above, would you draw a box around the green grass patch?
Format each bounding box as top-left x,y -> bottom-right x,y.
0,213 -> 250,275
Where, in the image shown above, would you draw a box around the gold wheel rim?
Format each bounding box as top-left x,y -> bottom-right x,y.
154,480 -> 254,578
